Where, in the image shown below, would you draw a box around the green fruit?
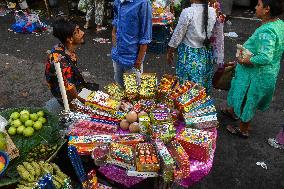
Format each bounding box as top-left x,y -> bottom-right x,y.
33,121 -> 43,130
20,110 -> 30,115
37,117 -> 47,124
8,127 -> 17,135
29,113 -> 38,121
20,114 -> 29,123
8,118 -> 13,125
0,138 -> 7,151
36,111 -> 45,117
11,119 -> 22,128
17,125 -> 26,134
0,132 -> 6,139
23,127 -> 34,137
25,120 -> 34,127
10,112 -> 20,120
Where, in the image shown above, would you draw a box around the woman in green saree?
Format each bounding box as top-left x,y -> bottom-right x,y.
223,0 -> 284,138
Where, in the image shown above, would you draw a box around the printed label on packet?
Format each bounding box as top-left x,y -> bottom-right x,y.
186,114 -> 217,124
107,160 -> 136,171
69,135 -> 113,144
126,171 -> 159,178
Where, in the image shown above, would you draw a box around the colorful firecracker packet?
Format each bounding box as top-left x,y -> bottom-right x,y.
71,99 -> 125,120
157,74 -> 178,97
136,143 -> 160,172
120,100 -> 134,112
133,99 -> 156,113
169,81 -> 194,100
151,122 -> 176,142
126,170 -> 159,177
183,105 -> 217,120
113,133 -> 146,146
168,81 -> 206,111
87,170 -> 113,188
185,114 -> 218,125
185,96 -> 214,113
86,90 -> 121,110
139,73 -> 158,99
68,120 -> 118,136
175,85 -> 206,109
150,108 -> 172,124
108,143 -> 136,171
154,140 -> 175,182
183,96 -> 211,113
167,140 -> 190,180
87,170 -> 98,188
138,115 -> 151,135
104,82 -> 125,101
176,128 -> 214,162
68,135 -> 113,155
97,183 -> 112,189
123,73 -> 139,99
192,120 -> 219,130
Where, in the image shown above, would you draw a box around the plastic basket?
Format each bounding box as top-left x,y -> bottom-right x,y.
0,151 -> 10,177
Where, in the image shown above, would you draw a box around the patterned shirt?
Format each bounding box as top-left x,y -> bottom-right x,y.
111,0 -> 152,67
168,4 -> 216,48
45,43 -> 84,102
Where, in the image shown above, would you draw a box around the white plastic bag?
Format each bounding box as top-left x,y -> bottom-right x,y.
0,115 -> 8,132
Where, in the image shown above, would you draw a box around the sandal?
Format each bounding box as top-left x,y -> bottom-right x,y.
221,108 -> 239,121
226,125 -> 249,138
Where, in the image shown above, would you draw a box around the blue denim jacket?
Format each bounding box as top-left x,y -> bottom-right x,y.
112,0 -> 152,67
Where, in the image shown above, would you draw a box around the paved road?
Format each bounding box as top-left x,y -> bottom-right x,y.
0,6 -> 283,189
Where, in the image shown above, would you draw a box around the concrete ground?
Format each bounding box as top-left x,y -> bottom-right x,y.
0,3 -> 283,189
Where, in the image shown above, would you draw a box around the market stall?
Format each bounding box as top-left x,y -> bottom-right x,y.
149,0 -> 175,54
0,71 -> 219,188
61,73 -> 219,188
0,108 -> 67,188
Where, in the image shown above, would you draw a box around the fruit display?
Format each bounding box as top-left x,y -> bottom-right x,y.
0,107 -> 64,187
16,161 -> 69,189
25,144 -> 58,162
7,110 -> 47,137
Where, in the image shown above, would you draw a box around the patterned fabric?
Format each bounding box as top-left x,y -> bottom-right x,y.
227,19 -> 284,122
45,43 -> 84,103
168,4 -> 216,48
78,0 -> 105,25
176,43 -> 214,94
111,0 -> 152,67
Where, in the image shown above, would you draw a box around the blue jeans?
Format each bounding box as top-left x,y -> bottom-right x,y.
112,61 -> 143,87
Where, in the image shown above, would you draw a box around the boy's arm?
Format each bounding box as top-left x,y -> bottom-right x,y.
135,0 -> 152,69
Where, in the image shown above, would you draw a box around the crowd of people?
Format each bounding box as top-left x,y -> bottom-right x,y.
43,0 -> 284,149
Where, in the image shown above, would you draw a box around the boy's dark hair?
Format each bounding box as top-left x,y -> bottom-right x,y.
262,0 -> 284,17
52,18 -> 76,44
202,0 -> 210,47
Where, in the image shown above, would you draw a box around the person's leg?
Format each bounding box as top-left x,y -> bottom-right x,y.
84,0 -> 95,29
176,44 -> 189,85
94,0 -> 105,30
18,0 -> 31,13
113,60 -> 124,87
